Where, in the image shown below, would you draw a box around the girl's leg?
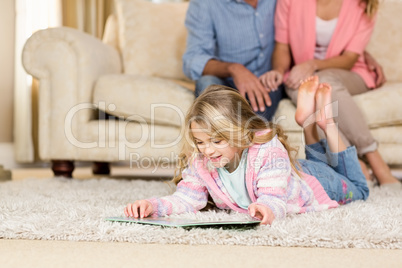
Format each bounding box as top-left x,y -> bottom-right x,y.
315,83 -> 346,153
315,69 -> 373,152
294,76 -> 320,146
299,159 -> 369,203
316,69 -> 398,185
295,80 -> 349,167
289,73 -> 351,167
297,81 -> 369,203
295,76 -> 332,165
312,83 -> 369,202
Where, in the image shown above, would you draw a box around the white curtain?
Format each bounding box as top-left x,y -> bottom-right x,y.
14,0 -> 62,162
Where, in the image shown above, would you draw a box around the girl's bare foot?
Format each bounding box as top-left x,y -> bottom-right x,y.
315,83 -> 346,153
315,83 -> 335,131
295,76 -> 319,127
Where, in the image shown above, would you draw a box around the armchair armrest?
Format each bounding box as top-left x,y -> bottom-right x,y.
22,27 -> 122,160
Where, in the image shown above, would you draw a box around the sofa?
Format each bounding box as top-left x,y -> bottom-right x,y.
22,0 -> 402,177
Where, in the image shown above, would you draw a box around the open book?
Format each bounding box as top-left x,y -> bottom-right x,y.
105,216 -> 261,228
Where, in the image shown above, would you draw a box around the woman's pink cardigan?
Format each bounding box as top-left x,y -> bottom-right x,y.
275,0 -> 377,88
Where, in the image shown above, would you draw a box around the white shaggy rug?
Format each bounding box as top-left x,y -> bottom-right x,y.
0,177 -> 401,249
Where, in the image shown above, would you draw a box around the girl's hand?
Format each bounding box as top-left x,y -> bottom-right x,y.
286,60 -> 317,89
248,203 -> 275,225
124,200 -> 153,218
259,70 -> 283,91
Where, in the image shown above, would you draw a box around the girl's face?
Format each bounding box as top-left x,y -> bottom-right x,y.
191,122 -> 243,172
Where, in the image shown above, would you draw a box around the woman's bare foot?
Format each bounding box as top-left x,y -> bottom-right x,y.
359,159 -> 371,182
295,76 -> 319,127
366,151 -> 400,185
315,83 -> 334,131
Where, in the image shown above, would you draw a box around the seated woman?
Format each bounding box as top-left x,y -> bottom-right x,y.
259,0 -> 399,185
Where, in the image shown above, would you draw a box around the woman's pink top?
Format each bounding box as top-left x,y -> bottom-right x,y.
275,0 -> 377,88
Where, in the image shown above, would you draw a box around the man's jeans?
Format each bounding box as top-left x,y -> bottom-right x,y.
195,75 -> 284,121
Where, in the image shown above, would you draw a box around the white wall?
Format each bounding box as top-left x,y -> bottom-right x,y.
0,0 -> 15,143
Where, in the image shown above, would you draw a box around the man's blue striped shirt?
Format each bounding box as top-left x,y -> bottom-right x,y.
183,0 -> 277,81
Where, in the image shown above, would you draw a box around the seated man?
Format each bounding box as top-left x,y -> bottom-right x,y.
182,0 -> 283,121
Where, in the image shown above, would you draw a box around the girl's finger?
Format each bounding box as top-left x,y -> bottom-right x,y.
249,205 -> 255,217
261,210 -> 269,225
145,204 -> 153,217
133,203 -> 140,218
267,75 -> 275,90
126,203 -> 133,217
139,202 -> 148,218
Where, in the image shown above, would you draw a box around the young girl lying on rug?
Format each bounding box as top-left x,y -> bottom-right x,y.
124,76 -> 369,225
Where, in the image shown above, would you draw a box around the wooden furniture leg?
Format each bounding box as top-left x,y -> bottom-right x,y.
92,161 -> 110,175
51,160 -> 75,178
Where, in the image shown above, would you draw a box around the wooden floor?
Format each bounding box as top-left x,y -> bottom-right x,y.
1,239 -> 401,268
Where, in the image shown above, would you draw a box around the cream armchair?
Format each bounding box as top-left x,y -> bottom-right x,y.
22,0 -> 402,178
22,0 -> 194,177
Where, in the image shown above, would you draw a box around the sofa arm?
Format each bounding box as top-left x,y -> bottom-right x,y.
22,27 -> 122,160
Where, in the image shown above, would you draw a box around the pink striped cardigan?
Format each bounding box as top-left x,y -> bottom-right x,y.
148,134 -> 339,219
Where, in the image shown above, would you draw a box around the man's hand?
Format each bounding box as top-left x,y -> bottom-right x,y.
228,63 -> 272,112
259,70 -> 283,91
364,51 -> 386,88
286,60 -> 317,89
248,203 -> 275,225
124,200 -> 153,218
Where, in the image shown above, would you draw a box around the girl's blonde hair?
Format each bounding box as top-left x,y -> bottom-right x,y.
361,0 -> 379,18
172,85 -> 299,184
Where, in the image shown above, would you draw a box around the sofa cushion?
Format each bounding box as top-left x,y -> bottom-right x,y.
354,82 -> 402,127
93,74 -> 195,127
115,0 -> 189,80
274,99 -> 301,132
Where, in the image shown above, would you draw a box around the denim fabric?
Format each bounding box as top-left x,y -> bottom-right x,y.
195,75 -> 284,121
195,75 -> 227,97
299,139 -> 369,204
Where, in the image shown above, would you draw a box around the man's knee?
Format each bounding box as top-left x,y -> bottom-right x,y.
195,75 -> 225,97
